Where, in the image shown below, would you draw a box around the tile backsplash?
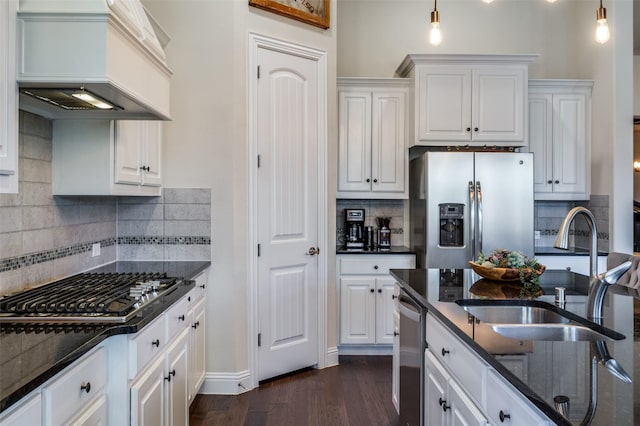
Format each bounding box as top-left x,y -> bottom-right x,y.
0,111 -> 211,296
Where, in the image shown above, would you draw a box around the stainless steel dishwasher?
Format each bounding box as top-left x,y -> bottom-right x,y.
398,289 -> 426,426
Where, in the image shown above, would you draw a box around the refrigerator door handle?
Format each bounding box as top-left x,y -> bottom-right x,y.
469,181 -> 475,257
476,181 -> 483,256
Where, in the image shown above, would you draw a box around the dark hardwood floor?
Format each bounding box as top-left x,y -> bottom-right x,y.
189,356 -> 400,426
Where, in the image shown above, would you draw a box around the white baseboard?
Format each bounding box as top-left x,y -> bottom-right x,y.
198,370 -> 252,395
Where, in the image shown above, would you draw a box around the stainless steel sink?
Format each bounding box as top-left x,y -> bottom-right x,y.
455,299 -> 625,342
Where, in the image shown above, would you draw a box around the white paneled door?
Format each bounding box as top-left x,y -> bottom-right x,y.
255,43 -> 319,381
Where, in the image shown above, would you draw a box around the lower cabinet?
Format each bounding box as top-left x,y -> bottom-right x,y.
131,329 -> 189,426
188,297 -> 206,404
391,306 -> 400,414
338,254 -> 415,351
425,350 -> 487,426
0,391 -> 41,426
425,313 -> 550,426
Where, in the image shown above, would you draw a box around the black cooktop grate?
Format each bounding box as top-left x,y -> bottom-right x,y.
0,272 -> 179,317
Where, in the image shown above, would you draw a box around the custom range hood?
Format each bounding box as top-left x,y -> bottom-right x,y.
17,0 -> 172,120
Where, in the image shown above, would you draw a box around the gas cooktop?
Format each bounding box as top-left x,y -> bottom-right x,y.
0,272 -> 185,323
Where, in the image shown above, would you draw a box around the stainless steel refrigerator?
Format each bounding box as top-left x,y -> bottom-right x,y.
410,151 -> 534,269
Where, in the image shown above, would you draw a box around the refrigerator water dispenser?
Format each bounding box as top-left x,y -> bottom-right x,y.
439,203 -> 464,247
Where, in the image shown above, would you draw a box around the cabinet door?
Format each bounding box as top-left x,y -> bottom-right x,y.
0,0 -> 18,194
167,330 -> 189,426
371,91 -> 406,194
188,298 -> 206,404
528,93 -> 554,195
338,90 -> 372,193
142,121 -> 162,187
392,309 -> 400,414
69,394 -> 108,426
417,66 -> 472,141
471,67 -> 526,142
449,380 -> 487,426
130,355 -> 166,426
0,391 -> 41,426
115,121 -> 144,185
551,94 -> 588,196
340,277 -> 375,344
375,277 -> 397,344
425,350 -> 448,426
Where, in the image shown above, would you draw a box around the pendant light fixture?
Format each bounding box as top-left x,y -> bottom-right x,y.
595,0 -> 610,44
429,0 -> 442,46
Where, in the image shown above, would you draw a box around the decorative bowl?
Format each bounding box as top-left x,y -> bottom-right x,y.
468,261 -> 546,282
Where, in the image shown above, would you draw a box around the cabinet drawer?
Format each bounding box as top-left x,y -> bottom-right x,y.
426,314 -> 486,407
42,347 -> 106,426
166,294 -> 190,341
339,255 -> 415,275
486,370 -> 548,426
191,271 -> 207,301
129,314 -> 167,378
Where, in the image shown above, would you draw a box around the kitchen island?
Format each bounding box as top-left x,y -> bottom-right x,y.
391,268 -> 637,425
0,260 -> 210,418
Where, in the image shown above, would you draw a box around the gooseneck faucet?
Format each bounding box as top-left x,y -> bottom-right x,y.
554,207 -> 632,323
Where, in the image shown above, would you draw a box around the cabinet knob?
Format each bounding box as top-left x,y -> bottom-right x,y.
547,180 -> 553,184
152,339 -> 160,347
474,127 -> 479,132
554,180 -> 560,184
199,284 -> 206,289
366,178 -> 371,183
441,347 -> 450,357
178,315 -> 185,321
370,288 -> 375,293
373,179 -> 378,183
378,288 -> 382,293
192,321 -> 200,329
466,127 -> 471,132
393,331 -> 399,336
80,382 -> 91,393
499,410 -> 511,422
373,265 -> 379,270
139,165 -> 150,172
392,295 -> 397,300
164,369 -> 176,382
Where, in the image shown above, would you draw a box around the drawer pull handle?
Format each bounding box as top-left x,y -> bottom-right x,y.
499,410 -> 511,422
441,348 -> 450,357
152,339 -> 160,347
192,321 -> 200,329
178,315 -> 185,321
373,265 -> 379,270
199,284 -> 206,289
392,295 -> 397,300
80,382 -> 91,393
393,331 -> 399,336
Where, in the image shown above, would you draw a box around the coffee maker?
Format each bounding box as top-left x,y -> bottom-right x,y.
344,209 -> 365,250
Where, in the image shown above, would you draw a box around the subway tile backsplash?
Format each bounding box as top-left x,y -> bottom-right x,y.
0,111 -> 211,296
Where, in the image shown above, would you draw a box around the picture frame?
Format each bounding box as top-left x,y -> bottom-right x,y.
249,0 -> 330,29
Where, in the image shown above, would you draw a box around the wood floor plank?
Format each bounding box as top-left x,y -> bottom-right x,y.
190,356 -> 398,426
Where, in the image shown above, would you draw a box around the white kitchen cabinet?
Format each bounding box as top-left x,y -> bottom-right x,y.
391,301 -> 400,414
528,80 -> 592,200
0,0 -> 18,194
188,271 -> 207,405
338,254 -> 415,352
425,350 -> 488,426
486,370 -> 549,426
42,346 -> 108,426
69,394 -> 108,426
131,328 -> 189,426
395,54 -> 537,147
52,120 -> 162,196
0,391 -> 41,426
337,78 -> 409,199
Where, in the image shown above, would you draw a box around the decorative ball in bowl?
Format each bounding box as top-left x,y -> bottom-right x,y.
468,261 -> 546,282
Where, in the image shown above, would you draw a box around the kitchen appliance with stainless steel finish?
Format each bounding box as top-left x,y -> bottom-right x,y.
410,150 -> 534,268
0,272 -> 187,323
345,208 -> 366,250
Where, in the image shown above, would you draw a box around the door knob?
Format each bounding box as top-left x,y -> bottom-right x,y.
306,247 -> 320,256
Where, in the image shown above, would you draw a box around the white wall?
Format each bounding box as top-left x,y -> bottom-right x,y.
143,0 -> 338,381
338,0 -> 634,252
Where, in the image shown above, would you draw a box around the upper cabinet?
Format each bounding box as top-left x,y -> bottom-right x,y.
395,54 -> 537,148
52,120 -> 162,196
337,78 -> 410,199
528,80 -> 592,200
0,0 -> 18,194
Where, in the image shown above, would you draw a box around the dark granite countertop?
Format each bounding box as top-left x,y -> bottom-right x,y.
336,245 -> 416,255
390,268 -> 638,426
535,246 -> 609,256
0,260 -> 210,414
